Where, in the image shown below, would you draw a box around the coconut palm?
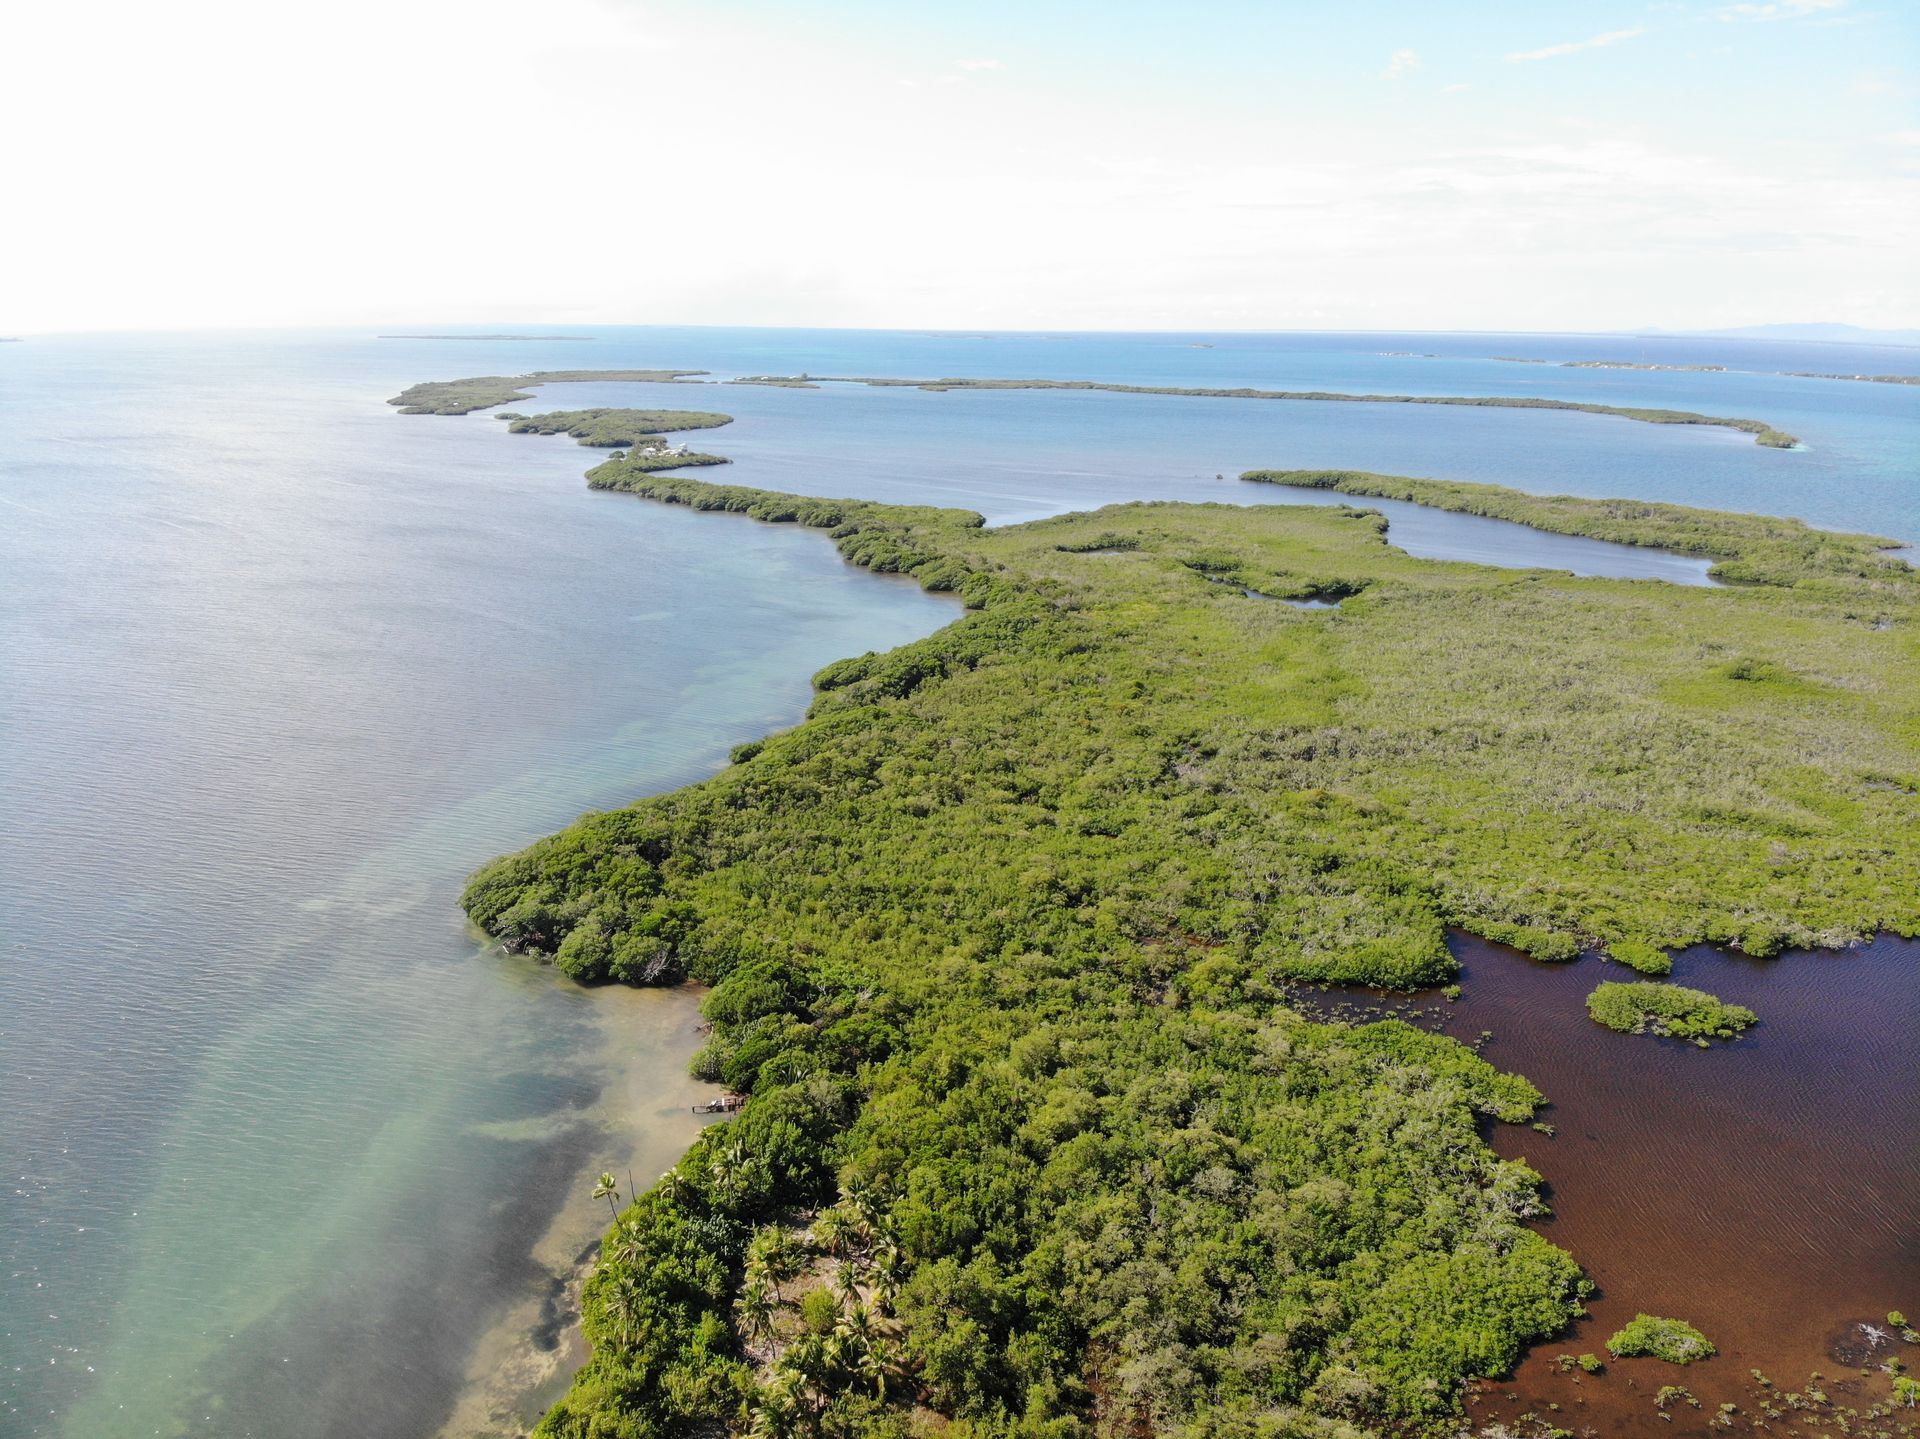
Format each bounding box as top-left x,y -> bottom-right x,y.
707,1137 -> 755,1202
604,1217 -> 647,1268
747,1226 -> 804,1304
850,1333 -> 895,1402
591,1172 -> 621,1223
810,1206 -> 857,1258
745,1374 -> 803,1439
832,1258 -> 863,1306
869,1245 -> 903,1316
599,1270 -> 643,1348
735,1276 -> 777,1362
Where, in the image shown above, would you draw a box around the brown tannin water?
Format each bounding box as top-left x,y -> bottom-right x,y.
1419,932 -> 1919,1436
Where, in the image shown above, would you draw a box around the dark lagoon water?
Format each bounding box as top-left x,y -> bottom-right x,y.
1443,935 -> 1917,1436
1,326 -> 1915,1437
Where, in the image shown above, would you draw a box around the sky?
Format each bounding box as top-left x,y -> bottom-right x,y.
1,0 -> 1915,335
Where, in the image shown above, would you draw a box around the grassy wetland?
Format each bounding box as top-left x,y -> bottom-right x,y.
415,370 -> 1919,1439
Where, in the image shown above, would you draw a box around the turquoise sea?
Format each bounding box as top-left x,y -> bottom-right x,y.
1,327 -> 1914,1437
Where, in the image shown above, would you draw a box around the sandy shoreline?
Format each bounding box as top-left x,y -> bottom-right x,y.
432,981 -> 720,1438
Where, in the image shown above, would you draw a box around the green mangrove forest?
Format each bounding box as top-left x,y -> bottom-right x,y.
388,374 -> 1916,1435
424,394 -> 1918,1435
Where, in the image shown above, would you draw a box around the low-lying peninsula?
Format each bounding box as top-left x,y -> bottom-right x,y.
386,367 -> 1802,445
767,374 -> 1800,447
389,371 -> 708,414
426,390 -> 1917,1437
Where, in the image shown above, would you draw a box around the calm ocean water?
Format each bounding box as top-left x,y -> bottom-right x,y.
1,327 -> 1914,1437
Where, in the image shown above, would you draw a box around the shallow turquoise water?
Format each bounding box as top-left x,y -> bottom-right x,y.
0,327 -> 1913,1437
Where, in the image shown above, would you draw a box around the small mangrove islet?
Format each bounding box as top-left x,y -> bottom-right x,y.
1606,1314 -> 1719,1364
1585,981 -> 1759,1044
496,407 -> 734,455
404,372 -> 1919,1438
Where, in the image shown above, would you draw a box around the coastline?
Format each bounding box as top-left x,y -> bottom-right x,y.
403,374 -> 1914,1436
432,983 -> 719,1439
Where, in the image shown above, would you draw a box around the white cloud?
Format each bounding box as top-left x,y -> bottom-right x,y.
1714,0 -> 1846,20
1382,48 -> 1420,79
955,58 -> 1005,71
1503,27 -> 1645,63
1441,82 -> 1473,93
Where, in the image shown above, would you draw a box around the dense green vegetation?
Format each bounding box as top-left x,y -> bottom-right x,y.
497,407 -> 733,449
1606,940 -> 1673,976
1585,982 -> 1758,1043
441,438 -> 1920,1436
1606,1315 -> 1717,1364
747,374 -> 1799,447
1241,469 -> 1912,593
387,370 -> 707,414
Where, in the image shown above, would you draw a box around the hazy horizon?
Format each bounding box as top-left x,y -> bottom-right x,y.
2,0 -> 1914,337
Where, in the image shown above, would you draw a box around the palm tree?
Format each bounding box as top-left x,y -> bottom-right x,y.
735,1276 -> 777,1362
747,1227 -> 804,1304
599,1270 -> 643,1349
832,1258 -> 863,1307
811,1207 -> 856,1258
869,1245 -> 903,1316
591,1172 -> 621,1223
604,1217 -> 646,1268
851,1334 -> 894,1402
708,1137 -> 755,1203
746,1375 -> 802,1439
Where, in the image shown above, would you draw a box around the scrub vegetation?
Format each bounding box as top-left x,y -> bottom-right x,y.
440,437 -> 1920,1436
1585,982 -> 1758,1043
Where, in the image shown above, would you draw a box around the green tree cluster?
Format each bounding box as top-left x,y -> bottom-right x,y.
1585,982 -> 1758,1043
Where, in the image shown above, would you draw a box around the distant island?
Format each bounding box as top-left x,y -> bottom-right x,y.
389,366 -> 1802,446
378,333 -> 596,341
405,376 -> 1914,1439
1787,371 -> 1920,386
1494,357 -> 1728,373
751,372 -> 1801,447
